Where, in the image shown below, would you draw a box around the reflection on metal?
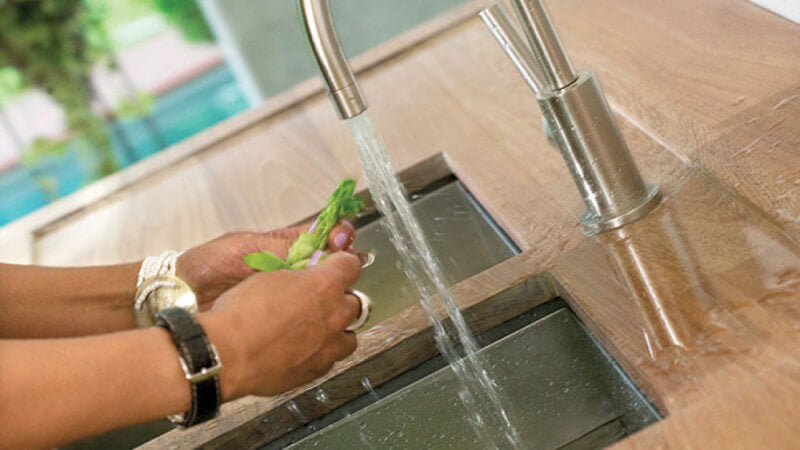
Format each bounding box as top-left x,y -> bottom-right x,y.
298,0 -> 368,119
479,5 -> 546,93
351,181 -> 518,330
298,0 -> 660,234
481,1 -> 660,235
289,306 -> 658,449
508,0 -> 576,89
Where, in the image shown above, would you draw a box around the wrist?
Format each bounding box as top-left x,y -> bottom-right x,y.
176,252 -> 212,305
196,311 -> 245,402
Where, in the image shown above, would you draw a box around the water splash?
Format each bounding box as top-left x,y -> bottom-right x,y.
346,113 -> 522,448
772,94 -> 799,111
361,377 -> 381,402
757,268 -> 800,305
358,423 -> 377,449
286,400 -> 308,422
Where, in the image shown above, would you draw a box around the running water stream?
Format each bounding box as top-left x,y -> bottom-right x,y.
346,113 -> 522,449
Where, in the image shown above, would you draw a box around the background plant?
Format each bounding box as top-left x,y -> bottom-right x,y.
0,0 -> 117,180
0,0 -> 213,188
150,0 -> 213,42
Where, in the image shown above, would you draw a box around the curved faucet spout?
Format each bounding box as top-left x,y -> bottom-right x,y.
299,0 -> 368,119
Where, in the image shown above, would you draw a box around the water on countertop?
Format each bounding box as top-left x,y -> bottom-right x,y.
590,171 -> 800,391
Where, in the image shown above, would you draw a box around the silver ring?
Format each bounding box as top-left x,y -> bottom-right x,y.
361,251 -> 375,269
345,289 -> 372,331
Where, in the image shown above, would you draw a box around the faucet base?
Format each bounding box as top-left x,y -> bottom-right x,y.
581,184 -> 661,236
539,71 -> 656,230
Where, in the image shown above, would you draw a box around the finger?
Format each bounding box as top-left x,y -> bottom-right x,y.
343,247 -> 372,266
315,251 -> 362,288
264,223 -> 309,240
249,236 -> 294,259
288,223 -> 312,237
329,293 -> 361,330
328,221 -> 355,251
250,221 -> 316,258
330,333 -> 358,362
309,357 -> 336,380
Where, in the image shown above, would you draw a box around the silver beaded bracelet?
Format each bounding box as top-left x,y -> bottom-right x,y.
134,250 -> 198,328
137,250 -> 182,288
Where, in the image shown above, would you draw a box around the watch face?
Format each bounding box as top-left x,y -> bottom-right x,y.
135,276 -> 199,328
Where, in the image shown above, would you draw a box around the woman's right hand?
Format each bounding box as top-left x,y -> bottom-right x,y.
197,251 -> 363,400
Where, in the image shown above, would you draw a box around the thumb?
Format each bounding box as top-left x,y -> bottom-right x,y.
314,251 -> 362,288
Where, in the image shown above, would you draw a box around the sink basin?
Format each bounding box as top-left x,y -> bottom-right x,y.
280,300 -> 659,449
351,180 -> 518,329
68,171 -> 656,449
63,176 -> 517,449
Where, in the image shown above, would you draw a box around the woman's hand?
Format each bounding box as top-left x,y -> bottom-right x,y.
177,222 -> 356,307
198,252 -> 363,399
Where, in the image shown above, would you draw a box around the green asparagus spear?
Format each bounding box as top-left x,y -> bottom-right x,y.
244,179 -> 365,272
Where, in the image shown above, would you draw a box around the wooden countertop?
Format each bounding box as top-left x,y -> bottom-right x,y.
4,0 -> 798,447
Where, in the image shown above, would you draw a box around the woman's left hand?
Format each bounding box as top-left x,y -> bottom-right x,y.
176,221 -> 355,308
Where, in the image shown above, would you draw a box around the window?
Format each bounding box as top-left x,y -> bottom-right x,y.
0,0 -> 467,227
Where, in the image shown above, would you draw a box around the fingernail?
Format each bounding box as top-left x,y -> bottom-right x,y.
357,251 -> 375,268
333,232 -> 348,249
307,250 -> 324,267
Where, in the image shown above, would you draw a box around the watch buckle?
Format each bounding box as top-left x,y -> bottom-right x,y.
178,343 -> 223,383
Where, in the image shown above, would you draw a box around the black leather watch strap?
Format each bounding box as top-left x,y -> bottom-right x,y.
155,307 -> 221,427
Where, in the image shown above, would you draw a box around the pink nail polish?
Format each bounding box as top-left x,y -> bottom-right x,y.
334,232 -> 348,248
307,250 -> 324,267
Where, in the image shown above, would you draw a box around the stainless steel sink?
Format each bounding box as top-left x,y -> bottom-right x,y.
286,301 -> 659,449
63,175 -> 517,449
67,173 -> 657,449
351,180 -> 518,329
68,172 -> 657,449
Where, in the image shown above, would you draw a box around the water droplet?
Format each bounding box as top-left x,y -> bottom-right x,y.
315,388 -> 329,404
286,400 -> 307,422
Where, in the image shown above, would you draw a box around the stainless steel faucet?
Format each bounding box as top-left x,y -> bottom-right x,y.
481,1 -> 660,235
298,0 -> 660,235
298,0 -> 368,119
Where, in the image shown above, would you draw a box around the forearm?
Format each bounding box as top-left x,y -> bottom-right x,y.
0,313 -> 240,449
0,263 -> 141,338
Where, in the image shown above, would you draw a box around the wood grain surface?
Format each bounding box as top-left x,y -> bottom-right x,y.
27,0 -> 800,267
2,0 -> 798,447
0,0 -> 488,265
552,171 -> 800,413
142,254 -> 557,449
548,0 -> 800,240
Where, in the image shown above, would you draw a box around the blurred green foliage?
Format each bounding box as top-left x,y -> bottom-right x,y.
114,92 -> 156,118
0,0 -> 212,190
151,0 -> 213,42
0,0 -> 213,194
0,67 -> 25,104
0,0 -> 118,178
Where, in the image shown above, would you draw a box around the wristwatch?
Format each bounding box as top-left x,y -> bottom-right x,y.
155,307 -> 222,427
